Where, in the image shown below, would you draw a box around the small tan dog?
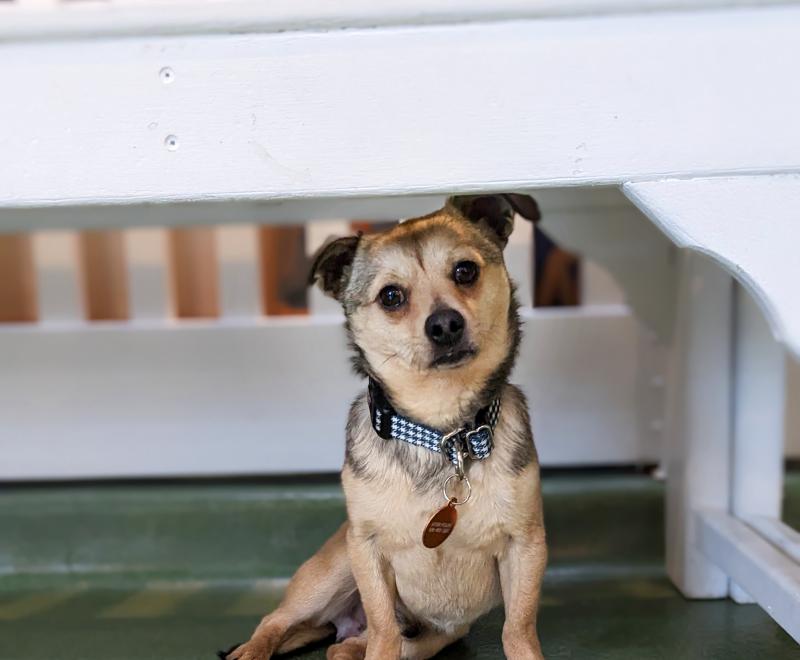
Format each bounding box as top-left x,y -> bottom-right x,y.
224,194 -> 546,660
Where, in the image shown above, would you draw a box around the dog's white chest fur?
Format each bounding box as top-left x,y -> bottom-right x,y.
396,468 -> 519,629
344,432 -> 539,632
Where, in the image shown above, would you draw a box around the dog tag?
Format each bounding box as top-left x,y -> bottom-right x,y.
422,500 -> 458,548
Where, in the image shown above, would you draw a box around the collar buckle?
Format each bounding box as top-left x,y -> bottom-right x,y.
440,424 -> 493,462
439,427 -> 466,458
464,424 -> 493,460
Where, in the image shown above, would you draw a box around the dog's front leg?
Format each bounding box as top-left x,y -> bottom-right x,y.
346,525 -> 402,660
498,525 -> 547,660
224,523 -> 351,660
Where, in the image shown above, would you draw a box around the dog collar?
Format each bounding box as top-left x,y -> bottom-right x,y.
367,378 -> 500,465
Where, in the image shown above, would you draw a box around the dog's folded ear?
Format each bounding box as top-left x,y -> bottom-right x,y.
448,193 -> 541,247
308,235 -> 361,301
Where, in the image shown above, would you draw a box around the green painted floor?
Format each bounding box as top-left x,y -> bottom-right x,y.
1,472 -> 798,659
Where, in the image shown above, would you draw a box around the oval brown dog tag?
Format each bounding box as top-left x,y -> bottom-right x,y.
422,500 -> 457,548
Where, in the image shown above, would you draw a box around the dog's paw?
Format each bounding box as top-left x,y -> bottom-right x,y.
502,637 -> 545,660
218,641 -> 270,660
326,640 -> 367,660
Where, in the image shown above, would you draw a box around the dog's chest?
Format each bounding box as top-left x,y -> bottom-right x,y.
367,462 -> 526,554
364,463 -> 524,627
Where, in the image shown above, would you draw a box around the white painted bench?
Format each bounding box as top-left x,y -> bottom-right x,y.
1,0 -> 798,645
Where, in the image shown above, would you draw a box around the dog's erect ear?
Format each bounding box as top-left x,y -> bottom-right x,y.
448,193 -> 541,247
308,235 -> 360,301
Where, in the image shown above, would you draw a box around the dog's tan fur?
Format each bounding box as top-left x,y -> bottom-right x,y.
225,196 -> 546,660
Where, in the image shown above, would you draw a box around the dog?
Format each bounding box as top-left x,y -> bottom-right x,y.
222,194 -> 546,660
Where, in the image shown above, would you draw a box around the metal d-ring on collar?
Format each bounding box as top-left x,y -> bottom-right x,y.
443,473 -> 472,505
367,378 -> 501,470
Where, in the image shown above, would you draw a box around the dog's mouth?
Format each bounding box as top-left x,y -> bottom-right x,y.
430,346 -> 478,369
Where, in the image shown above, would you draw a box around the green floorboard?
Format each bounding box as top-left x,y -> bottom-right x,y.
1,471 -> 798,659
1,576 -> 796,660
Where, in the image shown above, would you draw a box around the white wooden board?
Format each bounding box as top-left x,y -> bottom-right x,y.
624,175 -> 800,360
664,253 -> 733,598
0,307 -> 653,479
698,511 -> 800,643
2,1 -> 796,42
2,6 -> 800,215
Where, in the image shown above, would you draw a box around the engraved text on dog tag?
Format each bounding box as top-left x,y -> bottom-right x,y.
422,500 -> 458,548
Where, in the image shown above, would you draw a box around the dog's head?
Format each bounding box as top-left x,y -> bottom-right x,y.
309,194 -> 539,415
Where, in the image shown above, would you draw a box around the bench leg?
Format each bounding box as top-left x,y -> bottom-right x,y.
729,284 -> 786,603
665,252 -> 732,598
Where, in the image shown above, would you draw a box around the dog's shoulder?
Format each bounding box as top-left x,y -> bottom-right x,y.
344,390 -> 373,479
494,383 -> 538,475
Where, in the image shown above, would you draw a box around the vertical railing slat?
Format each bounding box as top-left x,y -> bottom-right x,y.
258,226 -> 308,316
218,225 -> 259,318
168,227 -> 220,319
78,230 -> 129,321
33,231 -> 82,322
127,228 -> 169,320
0,234 -> 37,323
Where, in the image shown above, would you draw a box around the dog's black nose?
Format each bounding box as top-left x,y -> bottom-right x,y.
425,308 -> 465,346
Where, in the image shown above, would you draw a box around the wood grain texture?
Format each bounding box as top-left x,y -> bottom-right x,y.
1,6 -> 799,213
78,230 -> 129,321
168,227 -> 219,318
0,234 -> 37,323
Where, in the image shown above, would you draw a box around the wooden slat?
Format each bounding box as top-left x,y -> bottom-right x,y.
4,1 -> 789,42
218,225 -> 260,318
0,306 -> 648,478
168,227 -> 219,319
32,231 -> 81,322
697,511 -> 800,644
2,7 -> 800,210
0,233 -> 37,323
258,226 -> 308,316
126,228 -> 169,320
78,230 -> 129,321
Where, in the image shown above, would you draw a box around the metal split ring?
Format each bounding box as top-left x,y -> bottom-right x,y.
443,474 -> 472,505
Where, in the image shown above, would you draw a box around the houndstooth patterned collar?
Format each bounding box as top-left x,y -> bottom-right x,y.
368,378 -> 500,465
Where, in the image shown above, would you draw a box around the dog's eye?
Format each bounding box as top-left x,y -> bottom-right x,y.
453,260 -> 479,285
378,285 -> 406,310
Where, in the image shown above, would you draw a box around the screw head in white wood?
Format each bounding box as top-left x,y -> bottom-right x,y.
159,67 -> 175,84
164,135 -> 179,151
